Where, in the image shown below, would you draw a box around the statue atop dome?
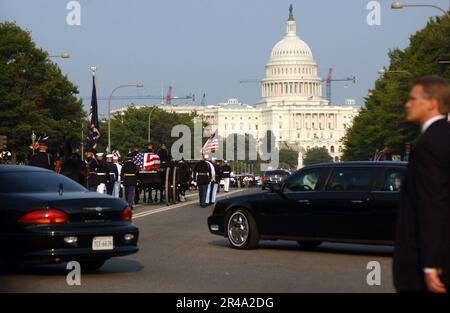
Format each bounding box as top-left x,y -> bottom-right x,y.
288,4 -> 295,21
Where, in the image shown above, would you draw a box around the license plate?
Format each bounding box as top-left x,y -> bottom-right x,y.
92,236 -> 114,251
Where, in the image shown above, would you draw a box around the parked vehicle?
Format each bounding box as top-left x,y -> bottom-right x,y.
261,169 -> 290,190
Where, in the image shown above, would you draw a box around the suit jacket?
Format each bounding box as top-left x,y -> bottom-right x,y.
393,118 -> 450,292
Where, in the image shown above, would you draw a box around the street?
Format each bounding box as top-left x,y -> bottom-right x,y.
0,188 -> 394,293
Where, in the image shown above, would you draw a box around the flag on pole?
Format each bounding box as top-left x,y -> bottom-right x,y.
202,131 -> 219,154
86,75 -> 100,150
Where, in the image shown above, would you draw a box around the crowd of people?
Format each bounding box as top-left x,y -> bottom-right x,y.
26,137 -> 235,209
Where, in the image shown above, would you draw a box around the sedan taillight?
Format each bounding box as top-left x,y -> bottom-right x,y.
18,209 -> 68,224
122,207 -> 132,221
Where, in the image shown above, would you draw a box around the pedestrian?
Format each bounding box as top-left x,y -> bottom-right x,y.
85,148 -> 99,192
121,153 -> 138,209
221,160 -> 231,192
95,152 -> 108,194
60,145 -> 86,185
208,157 -> 221,204
193,154 -> 211,208
113,155 -> 122,198
105,154 -> 118,195
393,76 -> 450,293
29,136 -> 54,170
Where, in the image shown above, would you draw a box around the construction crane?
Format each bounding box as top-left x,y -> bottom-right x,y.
323,68 -> 356,104
82,85 -> 195,104
200,93 -> 206,105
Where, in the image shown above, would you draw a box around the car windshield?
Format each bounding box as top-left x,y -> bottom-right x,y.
0,171 -> 86,193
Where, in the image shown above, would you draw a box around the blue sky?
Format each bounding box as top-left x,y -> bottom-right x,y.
1,0 -> 448,116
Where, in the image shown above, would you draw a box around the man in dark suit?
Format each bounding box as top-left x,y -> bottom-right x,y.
394,76 -> 450,293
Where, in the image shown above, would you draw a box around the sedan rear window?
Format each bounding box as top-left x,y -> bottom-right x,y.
265,170 -> 290,176
0,171 -> 86,193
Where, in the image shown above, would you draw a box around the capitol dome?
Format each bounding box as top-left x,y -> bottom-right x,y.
259,5 -> 324,106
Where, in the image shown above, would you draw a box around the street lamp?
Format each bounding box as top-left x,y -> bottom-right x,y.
391,2 -> 450,18
107,83 -> 144,152
147,106 -> 159,144
378,68 -> 413,77
49,52 -> 70,59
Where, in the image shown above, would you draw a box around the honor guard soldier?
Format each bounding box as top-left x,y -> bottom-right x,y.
29,136 -> 54,170
95,152 -> 108,194
85,148 -> 99,192
105,154 -> 118,195
221,160 -> 231,192
121,153 -> 138,208
193,154 -> 212,208
157,143 -> 171,165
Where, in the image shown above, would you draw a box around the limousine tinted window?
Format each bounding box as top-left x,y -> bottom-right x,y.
284,168 -> 322,192
325,167 -> 376,191
380,168 -> 405,192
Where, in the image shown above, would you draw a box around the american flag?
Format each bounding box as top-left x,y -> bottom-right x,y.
202,131 -> 219,154
133,152 -> 160,171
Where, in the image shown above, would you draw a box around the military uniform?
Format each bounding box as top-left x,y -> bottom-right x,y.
105,159 -> 119,195
157,148 -> 171,165
121,158 -> 138,208
193,160 -> 211,207
85,156 -> 99,191
30,152 -> 54,170
96,157 -> 108,194
221,163 -> 232,192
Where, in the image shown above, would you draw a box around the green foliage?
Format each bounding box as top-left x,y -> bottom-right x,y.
342,16 -> 450,161
279,148 -> 298,170
303,147 -> 332,166
0,22 -> 84,162
95,106 -> 198,155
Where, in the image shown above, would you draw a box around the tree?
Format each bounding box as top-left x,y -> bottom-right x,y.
303,147 -> 332,166
342,16 -> 450,161
0,22 -> 84,163
96,106 -> 199,156
279,148 -> 298,170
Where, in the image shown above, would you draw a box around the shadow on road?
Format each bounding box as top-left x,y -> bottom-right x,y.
208,239 -> 393,257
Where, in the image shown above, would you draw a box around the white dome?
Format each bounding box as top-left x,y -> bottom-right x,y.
270,35 -> 313,61
258,5 -> 325,107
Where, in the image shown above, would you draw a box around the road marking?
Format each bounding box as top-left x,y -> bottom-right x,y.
133,189 -> 245,220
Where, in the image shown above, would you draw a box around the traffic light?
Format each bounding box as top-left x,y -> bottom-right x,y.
0,135 -> 7,149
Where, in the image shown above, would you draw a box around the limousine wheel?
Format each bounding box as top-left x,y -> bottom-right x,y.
297,240 -> 322,249
226,210 -> 259,249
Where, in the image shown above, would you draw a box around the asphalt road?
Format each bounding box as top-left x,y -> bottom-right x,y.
0,188 -> 395,293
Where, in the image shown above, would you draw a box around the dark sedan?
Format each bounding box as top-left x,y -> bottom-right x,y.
0,165 -> 139,271
261,169 -> 290,190
208,161 -> 406,249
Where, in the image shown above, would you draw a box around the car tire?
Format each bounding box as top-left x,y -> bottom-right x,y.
297,240 -> 322,249
80,259 -> 107,272
226,209 -> 259,249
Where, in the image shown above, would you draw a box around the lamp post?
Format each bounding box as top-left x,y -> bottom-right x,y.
391,2 -> 450,18
107,83 -> 144,152
147,106 -> 158,144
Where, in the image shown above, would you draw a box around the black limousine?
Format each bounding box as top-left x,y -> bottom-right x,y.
0,165 -> 139,271
208,161 -> 406,249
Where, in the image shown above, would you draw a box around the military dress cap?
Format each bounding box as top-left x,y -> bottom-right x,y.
96,152 -> 104,157
106,154 -> 114,158
113,156 -> 119,160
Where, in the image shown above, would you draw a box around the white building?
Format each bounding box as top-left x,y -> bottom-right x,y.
116,6 -> 359,168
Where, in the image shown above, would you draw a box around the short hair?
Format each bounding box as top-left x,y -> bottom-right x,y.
412,76 -> 450,114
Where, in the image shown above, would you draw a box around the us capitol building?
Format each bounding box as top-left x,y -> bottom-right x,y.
118,6 -> 359,168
